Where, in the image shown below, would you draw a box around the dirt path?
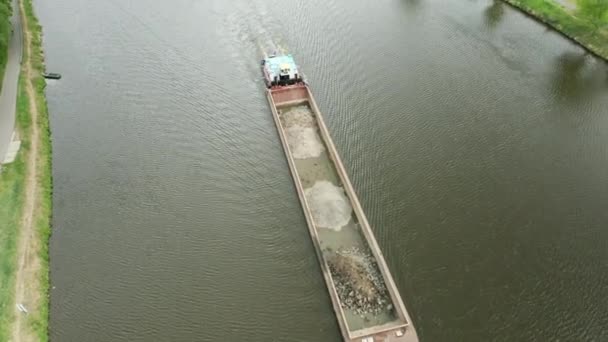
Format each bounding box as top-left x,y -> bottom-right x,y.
11,0 -> 43,340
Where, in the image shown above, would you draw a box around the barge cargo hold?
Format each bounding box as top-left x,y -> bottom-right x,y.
263,53 -> 418,342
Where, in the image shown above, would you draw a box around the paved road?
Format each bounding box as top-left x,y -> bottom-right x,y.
0,0 -> 23,162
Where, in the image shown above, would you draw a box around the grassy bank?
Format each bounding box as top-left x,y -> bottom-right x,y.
0,0 -> 52,339
0,0 -> 23,339
22,0 -> 52,338
0,75 -> 28,342
502,0 -> 608,60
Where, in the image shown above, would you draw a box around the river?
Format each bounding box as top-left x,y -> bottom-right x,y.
38,0 -> 608,341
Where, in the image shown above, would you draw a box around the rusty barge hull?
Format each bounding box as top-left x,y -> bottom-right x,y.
266,84 -> 418,342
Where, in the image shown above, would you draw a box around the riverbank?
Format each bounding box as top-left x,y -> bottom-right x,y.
0,0 -> 25,340
0,88 -> 26,341
501,0 -> 608,61
1,0 -> 52,339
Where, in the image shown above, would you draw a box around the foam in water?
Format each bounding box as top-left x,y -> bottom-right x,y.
305,181 -> 353,231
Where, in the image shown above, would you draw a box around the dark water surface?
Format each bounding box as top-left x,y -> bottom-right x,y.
39,0 -> 608,340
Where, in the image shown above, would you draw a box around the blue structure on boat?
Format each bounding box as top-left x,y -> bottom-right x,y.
261,54 -> 303,88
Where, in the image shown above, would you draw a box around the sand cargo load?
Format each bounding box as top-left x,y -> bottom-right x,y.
262,52 -> 418,342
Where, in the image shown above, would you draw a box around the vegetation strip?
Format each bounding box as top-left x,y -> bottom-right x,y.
0,0 -> 13,89
0,79 -> 27,342
0,0 -> 51,339
501,0 -> 608,61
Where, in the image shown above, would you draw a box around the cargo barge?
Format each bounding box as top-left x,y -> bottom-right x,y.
262,53 -> 418,342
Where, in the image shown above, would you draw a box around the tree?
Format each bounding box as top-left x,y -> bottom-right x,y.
576,0 -> 608,32
484,1 -> 505,29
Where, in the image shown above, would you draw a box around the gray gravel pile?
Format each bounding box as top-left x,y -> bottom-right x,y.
328,247 -> 393,316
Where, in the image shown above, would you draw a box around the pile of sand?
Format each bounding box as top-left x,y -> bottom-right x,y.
304,181 -> 352,231
281,106 -> 324,159
285,126 -> 324,159
281,105 -> 315,128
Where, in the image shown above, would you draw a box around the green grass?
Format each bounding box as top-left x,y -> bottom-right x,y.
0,0 -> 13,90
0,0 -> 29,336
0,0 -> 52,340
0,75 -> 28,342
23,0 -> 53,339
503,0 -> 608,60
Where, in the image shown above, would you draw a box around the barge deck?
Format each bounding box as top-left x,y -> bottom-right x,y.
266,83 -> 418,342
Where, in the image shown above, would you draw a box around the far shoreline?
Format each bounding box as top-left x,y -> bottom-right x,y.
501,0 -> 608,62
